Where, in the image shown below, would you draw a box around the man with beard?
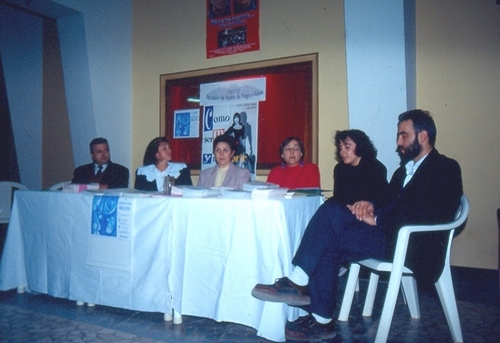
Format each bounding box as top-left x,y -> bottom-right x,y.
251,109 -> 463,341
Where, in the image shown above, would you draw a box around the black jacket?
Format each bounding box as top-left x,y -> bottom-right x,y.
72,161 -> 129,189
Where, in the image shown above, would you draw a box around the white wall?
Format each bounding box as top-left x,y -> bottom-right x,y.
344,0 -> 410,177
55,0 -> 133,171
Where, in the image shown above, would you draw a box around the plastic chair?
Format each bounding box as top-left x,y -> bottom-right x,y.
48,181 -> 71,191
0,181 -> 29,224
339,195 -> 469,343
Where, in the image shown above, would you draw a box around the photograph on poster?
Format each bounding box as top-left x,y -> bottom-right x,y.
174,109 -> 200,139
201,102 -> 258,179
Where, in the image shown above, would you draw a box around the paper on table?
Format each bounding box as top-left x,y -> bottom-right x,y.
242,181 -> 279,191
220,189 -> 251,199
181,186 -> 221,198
251,187 -> 289,199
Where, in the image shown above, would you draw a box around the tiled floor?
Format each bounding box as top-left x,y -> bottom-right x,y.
1,267 -> 499,343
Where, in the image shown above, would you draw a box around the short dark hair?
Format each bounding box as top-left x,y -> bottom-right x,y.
279,137 -> 304,158
89,137 -> 109,153
213,134 -> 236,152
143,136 -> 168,165
334,129 -> 377,162
398,109 -> 437,146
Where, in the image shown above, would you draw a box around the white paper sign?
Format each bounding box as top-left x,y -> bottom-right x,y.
87,196 -> 133,271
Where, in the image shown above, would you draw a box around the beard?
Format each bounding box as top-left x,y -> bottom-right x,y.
396,136 -> 422,164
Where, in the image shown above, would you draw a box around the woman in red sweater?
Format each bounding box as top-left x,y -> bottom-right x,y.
267,137 -> 320,189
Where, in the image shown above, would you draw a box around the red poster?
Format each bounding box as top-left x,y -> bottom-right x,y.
206,0 -> 260,59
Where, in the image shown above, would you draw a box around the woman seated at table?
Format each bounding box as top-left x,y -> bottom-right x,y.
197,134 -> 250,189
134,137 -> 192,191
330,129 -> 390,207
266,136 -> 320,189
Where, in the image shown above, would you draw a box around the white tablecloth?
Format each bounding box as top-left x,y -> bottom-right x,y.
0,190 -> 322,342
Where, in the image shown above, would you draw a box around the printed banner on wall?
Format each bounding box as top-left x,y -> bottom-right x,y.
200,78 -> 265,180
174,109 -> 200,139
199,78 -> 266,106
201,102 -> 259,179
206,0 -> 260,58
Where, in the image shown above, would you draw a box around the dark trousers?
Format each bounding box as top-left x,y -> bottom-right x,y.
292,201 -> 387,318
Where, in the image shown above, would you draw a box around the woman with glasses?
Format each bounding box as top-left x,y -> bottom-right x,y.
267,136 -> 321,189
197,134 -> 251,189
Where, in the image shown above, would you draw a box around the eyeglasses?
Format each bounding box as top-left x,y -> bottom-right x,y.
284,146 -> 301,153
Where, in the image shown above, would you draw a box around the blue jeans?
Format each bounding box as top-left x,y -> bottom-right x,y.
292,201 -> 386,318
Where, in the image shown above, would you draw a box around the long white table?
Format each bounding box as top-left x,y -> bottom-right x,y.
0,190 -> 322,342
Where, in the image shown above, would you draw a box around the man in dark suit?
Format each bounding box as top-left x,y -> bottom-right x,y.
72,137 -> 129,189
252,109 -> 463,341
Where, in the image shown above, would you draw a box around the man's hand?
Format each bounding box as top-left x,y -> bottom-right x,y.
347,201 -> 376,226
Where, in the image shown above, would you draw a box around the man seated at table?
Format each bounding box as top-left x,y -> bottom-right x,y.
251,109 -> 463,341
72,137 -> 129,189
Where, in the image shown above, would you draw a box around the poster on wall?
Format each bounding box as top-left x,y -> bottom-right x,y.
174,109 -> 200,139
200,77 -> 265,180
206,0 -> 260,58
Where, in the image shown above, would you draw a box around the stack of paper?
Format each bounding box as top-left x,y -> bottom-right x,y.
64,183 -> 100,193
101,188 -> 145,197
171,186 -> 184,196
242,181 -> 279,192
251,187 -> 289,199
220,189 -> 251,199
181,186 -> 221,198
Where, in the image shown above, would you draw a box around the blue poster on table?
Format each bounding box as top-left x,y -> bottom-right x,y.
91,196 -> 118,237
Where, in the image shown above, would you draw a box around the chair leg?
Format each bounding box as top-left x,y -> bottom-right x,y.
401,275 -> 420,319
435,268 -> 463,343
374,270 -> 404,343
338,263 -> 361,321
362,272 -> 379,317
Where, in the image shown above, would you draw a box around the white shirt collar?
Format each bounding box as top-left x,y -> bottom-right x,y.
403,153 -> 429,186
95,163 -> 108,174
137,162 -> 187,182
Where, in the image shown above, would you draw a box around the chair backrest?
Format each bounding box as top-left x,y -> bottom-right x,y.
393,195 -> 469,281
49,181 -> 71,191
443,195 -> 470,265
398,195 -> 469,241
0,181 -> 29,223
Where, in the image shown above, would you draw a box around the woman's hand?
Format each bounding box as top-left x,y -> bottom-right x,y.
347,201 -> 376,226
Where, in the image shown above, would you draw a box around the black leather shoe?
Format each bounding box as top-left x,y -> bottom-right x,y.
285,314 -> 336,341
251,277 -> 310,306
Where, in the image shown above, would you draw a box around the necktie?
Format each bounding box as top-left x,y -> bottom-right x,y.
94,165 -> 103,183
